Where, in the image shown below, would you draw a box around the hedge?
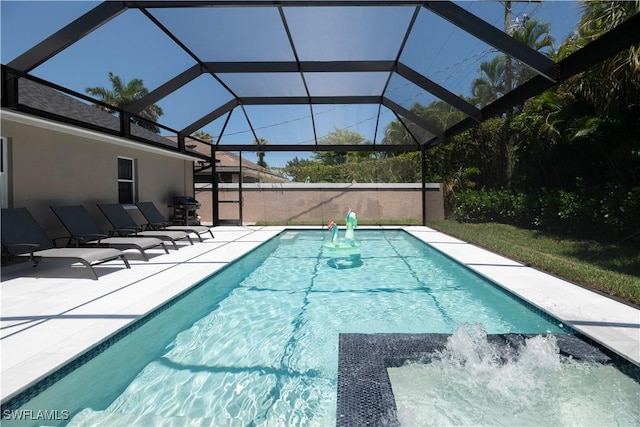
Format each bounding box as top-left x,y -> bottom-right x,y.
453,185 -> 640,244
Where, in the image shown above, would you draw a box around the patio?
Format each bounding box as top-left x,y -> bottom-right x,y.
2,225 -> 638,406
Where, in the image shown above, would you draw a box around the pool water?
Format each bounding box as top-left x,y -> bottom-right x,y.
13,230 -> 570,426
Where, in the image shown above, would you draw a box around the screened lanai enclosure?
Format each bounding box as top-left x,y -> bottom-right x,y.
1,1 -> 639,224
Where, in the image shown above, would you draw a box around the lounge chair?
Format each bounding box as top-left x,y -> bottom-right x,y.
97,203 -> 193,249
1,207 -> 130,280
136,202 -> 214,242
51,205 -> 169,261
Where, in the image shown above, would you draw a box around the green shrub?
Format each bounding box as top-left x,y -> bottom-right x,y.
454,186 -> 639,245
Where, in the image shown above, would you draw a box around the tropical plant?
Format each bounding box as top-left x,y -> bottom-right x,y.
86,72 -> 163,133
510,19 -> 555,85
565,0 -> 640,116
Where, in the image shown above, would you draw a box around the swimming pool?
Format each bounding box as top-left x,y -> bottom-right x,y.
2,230 -> 589,425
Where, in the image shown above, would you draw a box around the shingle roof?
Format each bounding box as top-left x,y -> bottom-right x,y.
17,78 -> 204,157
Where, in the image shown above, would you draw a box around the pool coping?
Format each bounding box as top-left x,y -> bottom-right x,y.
402,226 -> 640,367
1,225 -> 638,406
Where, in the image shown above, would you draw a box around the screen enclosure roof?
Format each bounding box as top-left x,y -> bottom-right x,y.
2,1 -> 639,155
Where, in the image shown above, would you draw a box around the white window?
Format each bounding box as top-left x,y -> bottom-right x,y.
117,157 -> 136,204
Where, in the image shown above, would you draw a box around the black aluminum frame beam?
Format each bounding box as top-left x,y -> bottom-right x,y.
428,11 -> 640,147
181,98 -> 238,136
238,96 -> 382,105
382,98 -> 444,140
559,11 -> 640,79
127,64 -> 203,114
5,0 -> 637,161
424,1 -> 558,82
212,144 -> 419,152
203,61 -> 396,73
125,1 -> 432,8
7,2 -> 127,73
395,62 -> 481,121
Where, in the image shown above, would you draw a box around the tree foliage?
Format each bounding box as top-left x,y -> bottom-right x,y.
192,131 -> 213,143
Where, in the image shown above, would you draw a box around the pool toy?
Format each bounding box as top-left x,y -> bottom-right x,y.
322,210 -> 361,256
322,239 -> 361,254
345,209 -> 357,245
328,221 -> 339,244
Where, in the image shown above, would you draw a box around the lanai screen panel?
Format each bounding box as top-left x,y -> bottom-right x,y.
283,6 -> 416,61
395,114 -> 436,146
217,73 -> 307,98
213,108 -> 254,145
0,2 -> 95,65
401,6 -> 503,103
305,72 -> 390,97
386,73 -> 441,111
149,7 -> 295,62
157,74 -> 235,132
237,105 -> 316,146
313,104 -> 383,145
385,73 -> 468,132
23,8 -> 195,98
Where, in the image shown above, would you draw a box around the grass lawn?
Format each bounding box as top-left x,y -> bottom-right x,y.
426,220 -> 640,307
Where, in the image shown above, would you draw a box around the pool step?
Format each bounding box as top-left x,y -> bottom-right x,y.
67,408 -> 245,426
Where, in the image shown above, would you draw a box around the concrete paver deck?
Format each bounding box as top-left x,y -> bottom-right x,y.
1,226 -> 638,404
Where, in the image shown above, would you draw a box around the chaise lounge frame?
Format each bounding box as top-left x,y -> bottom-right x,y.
1,207 -> 130,280
97,203 -> 193,249
51,205 -> 169,261
136,201 -> 214,242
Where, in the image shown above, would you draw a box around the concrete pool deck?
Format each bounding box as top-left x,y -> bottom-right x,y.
1,225 -> 639,404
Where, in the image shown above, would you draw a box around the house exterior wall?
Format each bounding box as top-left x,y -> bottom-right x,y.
1,118 -> 194,237
195,183 -> 444,225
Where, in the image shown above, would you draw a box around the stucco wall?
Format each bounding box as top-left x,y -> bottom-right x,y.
195,183 -> 444,225
1,118 -> 194,237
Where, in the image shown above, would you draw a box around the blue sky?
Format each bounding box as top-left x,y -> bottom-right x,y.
1,1 -> 583,167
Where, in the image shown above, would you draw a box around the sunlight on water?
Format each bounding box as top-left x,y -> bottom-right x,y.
388,324 -> 640,427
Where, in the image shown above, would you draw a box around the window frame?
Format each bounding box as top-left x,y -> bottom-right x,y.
117,156 -> 136,204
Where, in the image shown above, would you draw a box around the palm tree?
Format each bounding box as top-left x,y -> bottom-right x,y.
382,119 -> 413,145
192,131 -> 214,143
86,72 -> 163,133
417,100 -> 466,131
471,56 -> 506,107
471,19 -> 554,107
253,138 -> 268,168
510,20 -> 554,85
